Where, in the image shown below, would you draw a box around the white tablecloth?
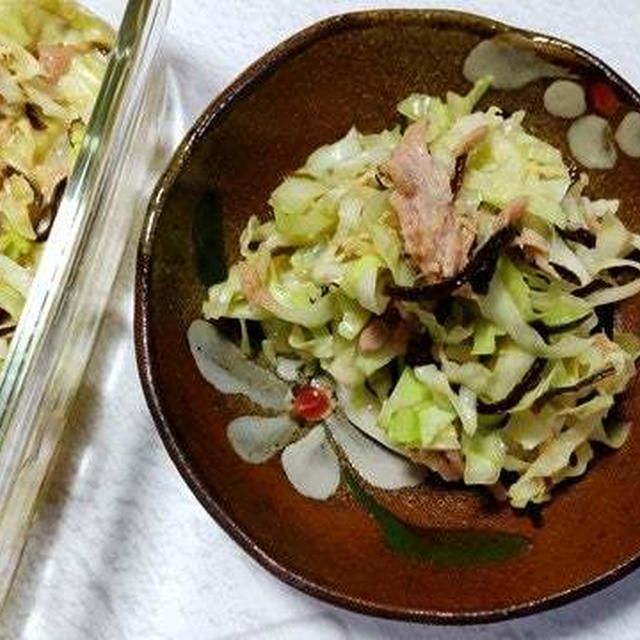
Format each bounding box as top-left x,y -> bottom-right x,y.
1,1 -> 640,638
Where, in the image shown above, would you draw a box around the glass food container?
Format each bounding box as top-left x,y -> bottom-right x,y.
0,0 -> 171,604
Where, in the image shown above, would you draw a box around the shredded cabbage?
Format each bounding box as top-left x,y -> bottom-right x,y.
201,76 -> 640,508
458,110 -> 571,226
0,0 -> 112,364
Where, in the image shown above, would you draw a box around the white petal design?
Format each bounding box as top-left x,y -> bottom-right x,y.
463,36 -> 569,89
326,413 -> 424,490
543,80 -> 586,119
615,111 -> 640,158
188,319 -> 290,411
228,415 -> 297,464
568,115 -> 617,170
281,425 -> 340,500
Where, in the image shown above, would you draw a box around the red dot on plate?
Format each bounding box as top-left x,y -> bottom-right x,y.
291,385 -> 332,422
589,82 -> 620,117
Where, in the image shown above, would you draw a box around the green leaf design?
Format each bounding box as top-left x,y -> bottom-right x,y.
344,469 -> 529,567
193,191 -> 227,287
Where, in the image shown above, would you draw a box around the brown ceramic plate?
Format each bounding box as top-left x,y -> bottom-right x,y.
135,10 -> 640,623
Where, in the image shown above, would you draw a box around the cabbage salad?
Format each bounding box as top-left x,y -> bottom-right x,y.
202,76 -> 640,508
0,0 -> 113,363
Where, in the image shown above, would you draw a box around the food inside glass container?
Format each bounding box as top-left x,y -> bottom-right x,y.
189,74 -> 640,509
0,0 -> 113,363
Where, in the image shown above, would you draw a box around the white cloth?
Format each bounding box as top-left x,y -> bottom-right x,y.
1,1 -> 640,638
